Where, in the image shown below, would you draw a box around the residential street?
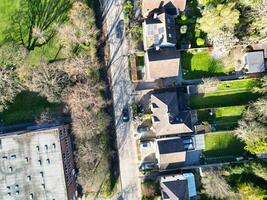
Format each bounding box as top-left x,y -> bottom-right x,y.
102,0 -> 141,199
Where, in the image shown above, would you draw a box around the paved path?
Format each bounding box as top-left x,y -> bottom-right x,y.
102,0 -> 141,199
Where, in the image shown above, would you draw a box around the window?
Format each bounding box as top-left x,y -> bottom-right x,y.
46,159 -> 50,164
40,171 -> 44,177
38,160 -> 42,165
152,103 -> 158,108
9,166 -> 13,172
36,145 -> 40,151
27,176 -> 31,181
153,116 -> 160,122
44,145 -> 48,150
25,157 -> 29,163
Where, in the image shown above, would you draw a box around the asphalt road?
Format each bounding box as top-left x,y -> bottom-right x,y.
102,0 -> 141,199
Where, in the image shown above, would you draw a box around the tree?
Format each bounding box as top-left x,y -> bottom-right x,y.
9,0 -> 71,50
28,63 -> 70,103
58,1 -> 98,57
201,169 -> 234,199
253,75 -> 267,94
123,0 -> 134,21
198,3 -> 240,37
198,3 -> 240,57
0,67 -> 23,112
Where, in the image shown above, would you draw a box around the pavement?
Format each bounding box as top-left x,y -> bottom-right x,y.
101,0 -> 141,199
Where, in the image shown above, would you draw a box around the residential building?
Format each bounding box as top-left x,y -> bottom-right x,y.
143,12 -> 176,50
151,91 -> 193,137
142,0 -> 187,17
244,50 -> 266,74
160,173 -> 197,200
145,47 -> 180,81
0,125 -> 77,200
155,137 -> 186,170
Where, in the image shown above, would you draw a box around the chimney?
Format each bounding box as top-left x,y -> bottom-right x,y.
153,13 -> 158,19
155,44 -> 160,51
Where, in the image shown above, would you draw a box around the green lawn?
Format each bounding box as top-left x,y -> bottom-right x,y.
204,132 -> 246,157
198,105 -> 246,130
190,79 -> 261,109
0,0 -> 20,43
181,50 -> 228,79
0,91 -> 62,125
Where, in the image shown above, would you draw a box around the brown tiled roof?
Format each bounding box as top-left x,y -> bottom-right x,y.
147,48 -> 180,80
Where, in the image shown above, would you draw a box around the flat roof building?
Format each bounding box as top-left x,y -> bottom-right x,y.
0,125 -> 77,200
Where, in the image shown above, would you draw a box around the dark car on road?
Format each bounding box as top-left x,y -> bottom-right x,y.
122,106 -> 130,122
116,19 -> 124,39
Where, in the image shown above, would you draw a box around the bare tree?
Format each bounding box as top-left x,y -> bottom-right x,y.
201,169 -> 233,199
0,67 -> 23,112
58,1 -> 98,56
199,78 -> 220,93
9,0 -> 71,50
27,63 -> 70,103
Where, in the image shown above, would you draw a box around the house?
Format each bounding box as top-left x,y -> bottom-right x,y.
142,0 -> 187,17
160,173 -> 197,200
156,137 -> 186,170
151,91 -> 193,137
0,125 -> 77,200
143,12 -> 176,50
244,50 -> 266,74
145,47 -> 180,81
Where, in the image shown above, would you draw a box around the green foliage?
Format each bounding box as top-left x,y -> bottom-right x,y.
127,22 -> 143,42
180,25 -> 187,34
196,38 -> 205,46
198,2 -> 240,36
123,0 -> 134,20
181,14 -> 187,21
131,102 -> 138,118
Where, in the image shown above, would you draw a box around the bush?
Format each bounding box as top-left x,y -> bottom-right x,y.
181,14 -> 187,21
180,25 -> 187,34
196,38 -> 205,46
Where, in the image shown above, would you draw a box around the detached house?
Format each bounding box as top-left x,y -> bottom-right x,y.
244,50 -> 266,74
151,91 -> 193,138
160,173 -> 197,200
142,0 -> 187,17
143,12 -> 177,50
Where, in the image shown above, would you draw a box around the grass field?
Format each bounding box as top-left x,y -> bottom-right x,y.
198,105 -> 246,130
204,132 -> 246,157
181,50 -> 229,79
0,0 -> 20,43
190,79 -> 261,109
0,91 -> 62,125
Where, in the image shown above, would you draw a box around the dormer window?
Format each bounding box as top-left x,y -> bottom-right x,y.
152,103 -> 158,108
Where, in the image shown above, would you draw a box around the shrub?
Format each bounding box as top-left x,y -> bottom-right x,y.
181,14 -> 187,21
180,25 -> 187,34
196,38 -> 205,46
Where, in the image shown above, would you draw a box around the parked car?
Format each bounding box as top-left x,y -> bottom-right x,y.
140,141 -> 152,149
122,106 -> 130,122
116,19 -> 124,39
139,162 -> 155,170
137,126 -> 150,133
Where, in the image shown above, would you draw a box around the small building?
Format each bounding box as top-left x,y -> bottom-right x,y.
143,12 -> 177,50
142,0 -> 187,17
156,137 -> 186,170
145,47 -> 180,81
0,125 -> 77,200
244,50 -> 266,74
160,173 -> 197,200
150,91 -> 193,137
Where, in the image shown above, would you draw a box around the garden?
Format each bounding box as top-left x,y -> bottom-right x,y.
181,50 -> 236,79
189,79 -> 262,109
203,132 -> 246,158
197,105 -> 246,130
176,0 -> 207,49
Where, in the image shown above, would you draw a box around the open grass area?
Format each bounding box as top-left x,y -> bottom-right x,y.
0,91 -> 62,125
198,105 -> 246,130
190,79 -> 261,109
0,0 -> 20,43
204,132 -> 246,157
181,50 -> 228,79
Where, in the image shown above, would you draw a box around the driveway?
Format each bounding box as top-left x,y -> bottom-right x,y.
102,0 -> 141,199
